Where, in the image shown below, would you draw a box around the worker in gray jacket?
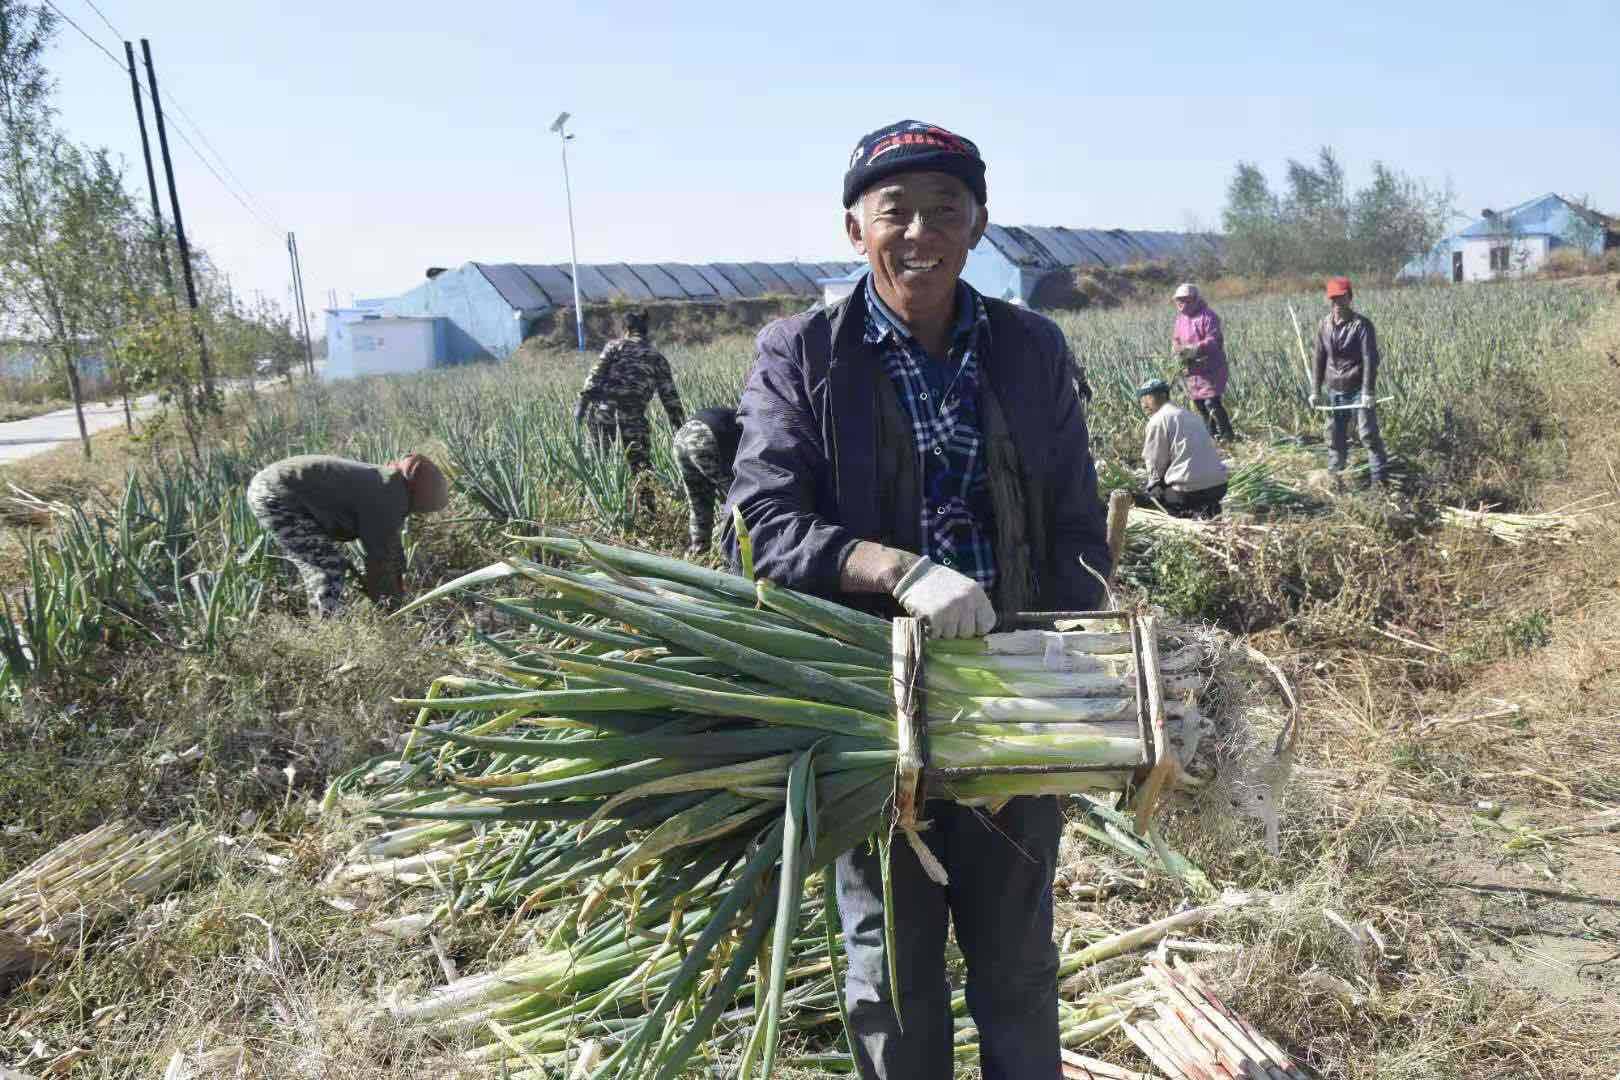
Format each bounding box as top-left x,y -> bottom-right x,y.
1311,276 -> 1388,485
1135,379 -> 1229,518
246,453 -> 450,615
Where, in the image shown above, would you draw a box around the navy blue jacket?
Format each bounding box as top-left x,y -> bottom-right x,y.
727,281 -> 1109,609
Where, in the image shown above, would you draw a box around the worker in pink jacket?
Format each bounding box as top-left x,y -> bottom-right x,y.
1171,282 -> 1234,441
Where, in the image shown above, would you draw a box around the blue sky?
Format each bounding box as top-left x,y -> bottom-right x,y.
39,0 -> 1620,320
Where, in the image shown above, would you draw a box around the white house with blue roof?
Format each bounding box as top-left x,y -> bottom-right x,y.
1400,193 -> 1618,283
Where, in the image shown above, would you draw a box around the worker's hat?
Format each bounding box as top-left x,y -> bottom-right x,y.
1136,378 -> 1171,398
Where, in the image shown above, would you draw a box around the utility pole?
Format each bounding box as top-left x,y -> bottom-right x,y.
141,39 -> 215,400
123,41 -> 173,294
287,231 -> 316,376
550,112 -> 586,351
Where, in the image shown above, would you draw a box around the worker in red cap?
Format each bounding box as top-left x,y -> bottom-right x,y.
246,453 -> 451,615
1310,276 -> 1388,485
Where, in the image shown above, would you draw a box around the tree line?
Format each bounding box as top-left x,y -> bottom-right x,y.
1220,147 -> 1457,281
0,0 -> 304,458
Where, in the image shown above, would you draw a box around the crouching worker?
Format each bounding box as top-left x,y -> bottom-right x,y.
727,119 -> 1110,1080
1135,378 -> 1228,518
246,453 -> 450,615
672,406 -> 741,554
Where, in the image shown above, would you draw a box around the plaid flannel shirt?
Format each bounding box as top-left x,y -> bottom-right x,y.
863,275 -> 998,593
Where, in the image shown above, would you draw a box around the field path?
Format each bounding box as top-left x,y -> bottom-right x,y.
0,374 -> 296,465
0,396 -> 161,464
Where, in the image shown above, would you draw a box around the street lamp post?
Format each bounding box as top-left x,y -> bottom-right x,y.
550,112 -> 586,352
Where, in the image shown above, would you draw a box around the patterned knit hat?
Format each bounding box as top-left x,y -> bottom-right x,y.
842,120 -> 986,209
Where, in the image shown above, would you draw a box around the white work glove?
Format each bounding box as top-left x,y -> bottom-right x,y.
1358,392 -> 1375,409
1308,390 -> 1320,407
891,557 -> 996,639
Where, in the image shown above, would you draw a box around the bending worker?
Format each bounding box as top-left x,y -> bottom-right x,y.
246,453 -> 450,615
672,405 -> 740,554
573,310 -> 686,521
1135,378 -> 1229,518
1311,276 -> 1388,486
1170,282 -> 1234,440
727,119 -> 1110,1080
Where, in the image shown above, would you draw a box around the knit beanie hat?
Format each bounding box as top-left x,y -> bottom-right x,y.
392,453 -> 449,512
842,120 -> 986,209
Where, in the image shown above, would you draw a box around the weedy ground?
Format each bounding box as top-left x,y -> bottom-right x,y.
2,284 -> 1618,1078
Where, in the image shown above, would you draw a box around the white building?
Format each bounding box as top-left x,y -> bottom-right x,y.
1400,193 -> 1618,282
323,313 -> 444,381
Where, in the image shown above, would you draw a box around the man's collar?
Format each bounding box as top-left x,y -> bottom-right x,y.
862,274 -> 987,349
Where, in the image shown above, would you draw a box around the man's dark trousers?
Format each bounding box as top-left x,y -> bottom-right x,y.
835,795 -> 1061,1079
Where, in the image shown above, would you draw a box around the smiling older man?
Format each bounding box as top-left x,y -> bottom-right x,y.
727,120 -> 1110,1079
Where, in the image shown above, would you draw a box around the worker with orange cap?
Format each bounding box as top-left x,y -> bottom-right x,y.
1310,277 -> 1388,485
246,453 -> 451,615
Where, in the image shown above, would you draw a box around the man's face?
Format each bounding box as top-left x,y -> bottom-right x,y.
846,171 -> 985,315
1174,295 -> 1193,313
1331,295 -> 1352,319
1139,394 -> 1161,417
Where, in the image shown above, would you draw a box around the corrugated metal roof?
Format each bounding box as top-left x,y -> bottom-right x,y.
593,264 -> 655,301
711,264 -> 767,297
692,264 -> 744,298
415,259 -> 866,311
1456,192 -> 1610,239
660,263 -> 719,298
740,263 -> 792,293
768,263 -> 818,291
569,264 -> 618,303
522,264 -> 576,306
628,264 -> 687,301
981,225 -> 1218,271
474,263 -> 552,310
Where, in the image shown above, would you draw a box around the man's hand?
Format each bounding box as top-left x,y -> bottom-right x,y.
1358,392 -> 1375,410
1308,390 -> 1321,407
891,557 -> 995,639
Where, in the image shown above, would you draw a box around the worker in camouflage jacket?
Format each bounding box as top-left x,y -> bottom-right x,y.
574,310 -> 686,519
246,453 -> 450,616
1310,276 -> 1389,485
672,406 -> 741,554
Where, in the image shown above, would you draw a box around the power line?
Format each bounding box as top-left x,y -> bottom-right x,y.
76,0 -> 291,236
61,0 -> 287,236
40,0 -> 288,245
78,0 -> 121,39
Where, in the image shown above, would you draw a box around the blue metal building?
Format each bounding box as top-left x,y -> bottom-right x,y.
357,259 -> 863,364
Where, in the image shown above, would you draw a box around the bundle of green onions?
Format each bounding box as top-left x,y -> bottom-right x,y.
1,821 -> 209,977
352,536 -> 1215,1078
1224,460 -> 1311,514
1440,499 -> 1610,545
